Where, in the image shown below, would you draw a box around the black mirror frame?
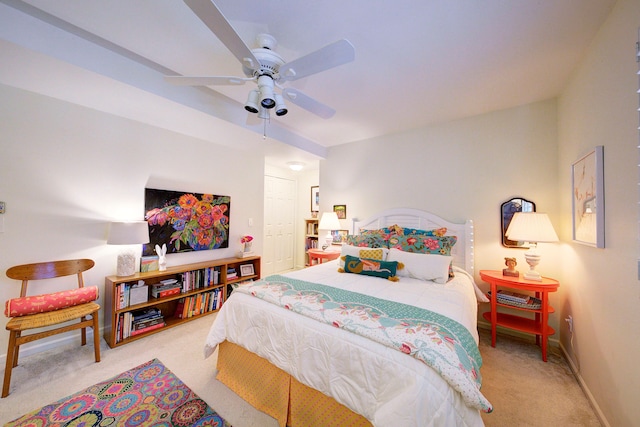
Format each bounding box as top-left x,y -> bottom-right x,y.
501,197 -> 536,248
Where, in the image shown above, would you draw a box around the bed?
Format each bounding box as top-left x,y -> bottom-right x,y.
205,208 -> 492,426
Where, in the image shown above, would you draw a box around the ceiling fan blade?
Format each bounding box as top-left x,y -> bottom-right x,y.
183,0 -> 260,72
282,88 -> 335,119
164,75 -> 250,86
279,39 -> 355,82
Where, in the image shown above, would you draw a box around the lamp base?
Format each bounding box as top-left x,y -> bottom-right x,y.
523,251 -> 542,281
116,251 -> 136,276
323,232 -> 333,251
523,269 -> 542,281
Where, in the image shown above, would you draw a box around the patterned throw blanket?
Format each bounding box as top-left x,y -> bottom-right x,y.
235,275 -> 493,413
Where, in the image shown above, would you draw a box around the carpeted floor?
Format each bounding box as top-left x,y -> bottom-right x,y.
0,314 -> 601,426
477,329 -> 601,426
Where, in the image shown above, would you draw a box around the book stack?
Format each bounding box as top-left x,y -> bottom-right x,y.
116,307 -> 165,342
174,288 -> 224,319
130,308 -> 165,337
180,267 -> 220,292
151,279 -> 181,298
487,290 -> 542,309
227,267 -> 238,280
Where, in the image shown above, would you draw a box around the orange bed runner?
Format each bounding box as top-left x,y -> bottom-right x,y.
217,340 -> 371,427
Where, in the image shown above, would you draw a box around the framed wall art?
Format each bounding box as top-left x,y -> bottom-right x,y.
331,229 -> 349,245
143,188 -> 230,255
571,146 -> 604,248
333,204 -> 347,219
310,186 -> 320,212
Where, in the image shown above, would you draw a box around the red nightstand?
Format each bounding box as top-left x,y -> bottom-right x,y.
480,270 -> 559,362
307,248 -> 340,266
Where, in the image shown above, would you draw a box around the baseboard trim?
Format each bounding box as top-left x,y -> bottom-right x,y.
478,320 -> 608,427
559,341 -> 610,427
0,330 -> 97,367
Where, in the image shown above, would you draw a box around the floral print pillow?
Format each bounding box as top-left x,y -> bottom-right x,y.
383,225 -> 448,237
345,234 -> 387,248
388,234 -> 457,256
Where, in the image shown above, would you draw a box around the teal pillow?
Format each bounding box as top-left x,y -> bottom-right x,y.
340,255 -> 399,281
382,225 -> 448,237
345,234 -> 388,248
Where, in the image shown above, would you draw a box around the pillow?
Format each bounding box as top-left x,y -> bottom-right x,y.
5,286 -> 99,317
345,234 -> 387,248
388,234 -> 457,255
338,245 -> 388,268
387,249 -> 452,284
338,255 -> 400,281
383,224 -> 448,237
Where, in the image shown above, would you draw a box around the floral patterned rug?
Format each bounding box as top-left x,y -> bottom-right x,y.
5,358 -> 231,427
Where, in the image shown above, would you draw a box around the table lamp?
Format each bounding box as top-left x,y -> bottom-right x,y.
107,221 -> 150,276
505,212 -> 558,281
318,212 -> 341,250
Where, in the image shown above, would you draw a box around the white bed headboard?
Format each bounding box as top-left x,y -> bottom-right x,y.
352,208 -> 474,275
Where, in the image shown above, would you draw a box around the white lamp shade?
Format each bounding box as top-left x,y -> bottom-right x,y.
107,221 -> 150,245
505,213 -> 558,243
318,212 -> 341,231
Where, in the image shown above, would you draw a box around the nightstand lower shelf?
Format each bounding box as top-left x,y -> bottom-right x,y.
482,312 -> 556,336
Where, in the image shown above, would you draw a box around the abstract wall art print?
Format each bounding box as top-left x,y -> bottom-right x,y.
571,146 -> 604,248
143,188 -> 230,256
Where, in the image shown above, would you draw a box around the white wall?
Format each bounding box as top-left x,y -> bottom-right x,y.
322,98 -> 562,287
557,0 -> 640,424
0,84 -> 264,358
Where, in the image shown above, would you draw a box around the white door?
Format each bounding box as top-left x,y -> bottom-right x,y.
264,175 -> 295,275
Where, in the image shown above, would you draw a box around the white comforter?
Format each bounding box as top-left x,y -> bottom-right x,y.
205,260 -> 486,426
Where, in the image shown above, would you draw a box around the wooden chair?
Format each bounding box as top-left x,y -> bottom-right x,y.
3,259 -> 101,398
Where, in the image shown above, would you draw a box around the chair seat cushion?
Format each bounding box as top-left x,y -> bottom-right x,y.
4,286 -> 99,317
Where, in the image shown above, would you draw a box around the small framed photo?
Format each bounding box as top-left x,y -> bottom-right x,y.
331,229 -> 349,245
140,255 -> 159,272
333,204 -> 347,219
240,263 -> 255,277
310,186 -> 319,212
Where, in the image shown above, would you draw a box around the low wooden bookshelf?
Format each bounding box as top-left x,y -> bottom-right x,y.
104,255 -> 260,348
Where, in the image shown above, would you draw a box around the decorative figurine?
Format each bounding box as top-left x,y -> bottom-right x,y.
155,243 -> 167,271
503,257 -> 519,277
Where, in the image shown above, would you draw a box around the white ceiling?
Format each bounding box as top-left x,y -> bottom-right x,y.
0,0 -> 616,170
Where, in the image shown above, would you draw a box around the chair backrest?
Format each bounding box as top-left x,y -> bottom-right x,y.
6,259 -> 95,297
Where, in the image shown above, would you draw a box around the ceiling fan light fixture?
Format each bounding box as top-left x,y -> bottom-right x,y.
244,90 -> 259,113
258,106 -> 270,120
274,94 -> 288,116
257,75 -> 276,109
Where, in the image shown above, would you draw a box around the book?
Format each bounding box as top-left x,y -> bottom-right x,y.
132,316 -> 164,330
130,321 -> 165,336
495,290 -> 529,304
487,291 -> 542,309
150,282 -> 182,298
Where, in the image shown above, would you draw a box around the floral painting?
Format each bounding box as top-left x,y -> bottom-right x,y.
143,188 -> 230,255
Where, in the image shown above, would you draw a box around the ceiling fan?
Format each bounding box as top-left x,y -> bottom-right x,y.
165,0 -> 355,124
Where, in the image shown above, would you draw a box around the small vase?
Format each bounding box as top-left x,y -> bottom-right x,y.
243,241 -> 253,252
